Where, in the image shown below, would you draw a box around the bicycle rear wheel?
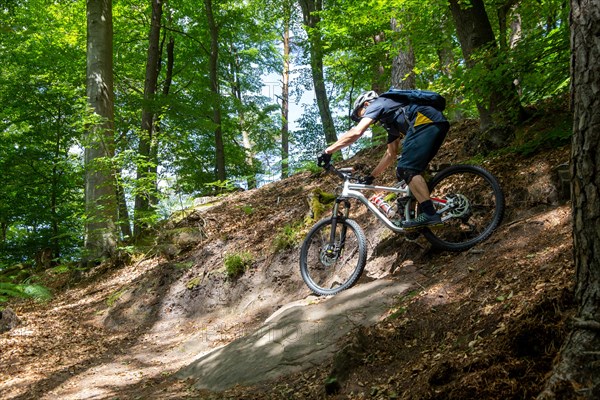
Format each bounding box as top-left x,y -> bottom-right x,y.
300,217 -> 367,296
422,165 -> 505,252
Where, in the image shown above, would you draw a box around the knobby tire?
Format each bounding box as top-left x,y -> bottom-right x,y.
299,217 -> 367,296
422,165 -> 505,252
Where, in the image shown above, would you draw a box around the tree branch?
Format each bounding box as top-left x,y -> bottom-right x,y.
162,26 -> 209,56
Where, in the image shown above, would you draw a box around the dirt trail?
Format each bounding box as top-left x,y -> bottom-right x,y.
0,118 -> 575,399
1,248 -> 417,399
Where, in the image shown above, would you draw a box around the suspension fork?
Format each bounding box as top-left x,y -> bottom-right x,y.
328,199 -> 351,249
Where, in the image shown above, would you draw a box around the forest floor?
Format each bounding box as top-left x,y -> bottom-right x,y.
0,104 -> 576,399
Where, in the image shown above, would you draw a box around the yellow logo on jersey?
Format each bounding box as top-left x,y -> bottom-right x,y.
414,112 -> 433,127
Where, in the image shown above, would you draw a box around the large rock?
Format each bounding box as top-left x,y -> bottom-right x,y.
179,279 -> 411,391
0,307 -> 20,333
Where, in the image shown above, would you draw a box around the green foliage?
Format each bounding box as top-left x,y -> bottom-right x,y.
175,261 -> 195,270
296,161 -> 324,175
512,112 -> 572,156
157,0 -> 283,198
0,0 -> 572,268
464,96 -> 572,160
272,222 -> 304,252
504,0 -> 570,105
514,132 -> 571,157
106,288 -> 127,307
307,189 -> 337,224
0,0 -> 86,265
186,277 -> 202,289
290,102 -> 328,169
240,205 -> 254,216
0,282 -> 52,303
224,251 -> 254,279
49,264 -> 74,274
203,180 -> 243,195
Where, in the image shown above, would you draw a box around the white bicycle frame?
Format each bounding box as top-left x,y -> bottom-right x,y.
334,167 -> 456,234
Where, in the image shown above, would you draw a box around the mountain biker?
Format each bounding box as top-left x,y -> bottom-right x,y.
317,90 -> 450,230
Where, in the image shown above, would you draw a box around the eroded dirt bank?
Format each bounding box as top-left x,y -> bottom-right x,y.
0,116 -> 574,399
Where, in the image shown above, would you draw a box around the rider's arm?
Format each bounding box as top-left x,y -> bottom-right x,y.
371,137 -> 400,177
324,117 -> 373,154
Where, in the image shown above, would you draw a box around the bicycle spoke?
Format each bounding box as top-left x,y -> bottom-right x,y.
339,246 -> 359,269
423,165 -> 504,251
300,218 -> 367,295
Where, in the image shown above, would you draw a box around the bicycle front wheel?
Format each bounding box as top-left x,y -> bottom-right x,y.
422,165 -> 505,252
299,217 -> 367,296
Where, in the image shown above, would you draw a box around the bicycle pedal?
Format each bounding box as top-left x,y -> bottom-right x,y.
405,232 -> 420,241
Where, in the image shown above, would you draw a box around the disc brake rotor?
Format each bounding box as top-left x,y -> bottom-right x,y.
446,194 -> 471,219
320,245 -> 339,266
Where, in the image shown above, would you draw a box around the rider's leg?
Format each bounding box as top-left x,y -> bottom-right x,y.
396,168 -> 435,213
396,122 -> 448,230
397,169 -> 442,230
407,175 -> 429,203
408,176 -> 437,217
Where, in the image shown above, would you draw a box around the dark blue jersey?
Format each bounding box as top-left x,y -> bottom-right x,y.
362,96 -> 447,143
362,97 -> 408,143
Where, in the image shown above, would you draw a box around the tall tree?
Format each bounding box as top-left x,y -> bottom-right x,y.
134,0 -> 163,239
0,0 -> 87,264
84,0 -> 118,262
448,0 -> 524,138
298,0 -> 337,144
281,0 -> 292,179
391,18 -> 415,90
539,0 -> 600,397
448,0 -> 497,129
230,45 -> 257,189
205,0 -> 226,182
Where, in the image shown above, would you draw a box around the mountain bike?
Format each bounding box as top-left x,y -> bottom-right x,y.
299,163 -> 505,296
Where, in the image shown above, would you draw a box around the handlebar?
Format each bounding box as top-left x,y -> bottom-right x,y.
322,163 -> 356,181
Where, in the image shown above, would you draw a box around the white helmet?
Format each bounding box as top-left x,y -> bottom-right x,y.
351,90 -> 379,122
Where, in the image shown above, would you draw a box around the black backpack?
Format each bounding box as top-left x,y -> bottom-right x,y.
380,88 -> 446,112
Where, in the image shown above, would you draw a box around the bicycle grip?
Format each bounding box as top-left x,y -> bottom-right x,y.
317,152 -> 331,168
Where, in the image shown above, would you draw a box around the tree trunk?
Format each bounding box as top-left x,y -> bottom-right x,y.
298,0 -> 337,144
391,45 -> 415,90
371,32 -> 387,93
84,0 -> 118,263
1,221 -> 6,243
205,0 -> 226,182
230,46 -> 256,189
448,0 -> 524,138
151,35 -> 175,198
50,112 -> 62,260
497,0 -> 519,51
115,172 -> 132,240
539,1 -> 600,398
391,18 -> 415,90
162,36 -> 175,98
281,2 -> 291,179
134,0 -> 162,239
498,0 -> 523,96
448,0 -> 496,129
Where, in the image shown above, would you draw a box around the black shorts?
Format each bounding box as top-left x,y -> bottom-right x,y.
387,133 -> 401,144
397,122 -> 449,173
